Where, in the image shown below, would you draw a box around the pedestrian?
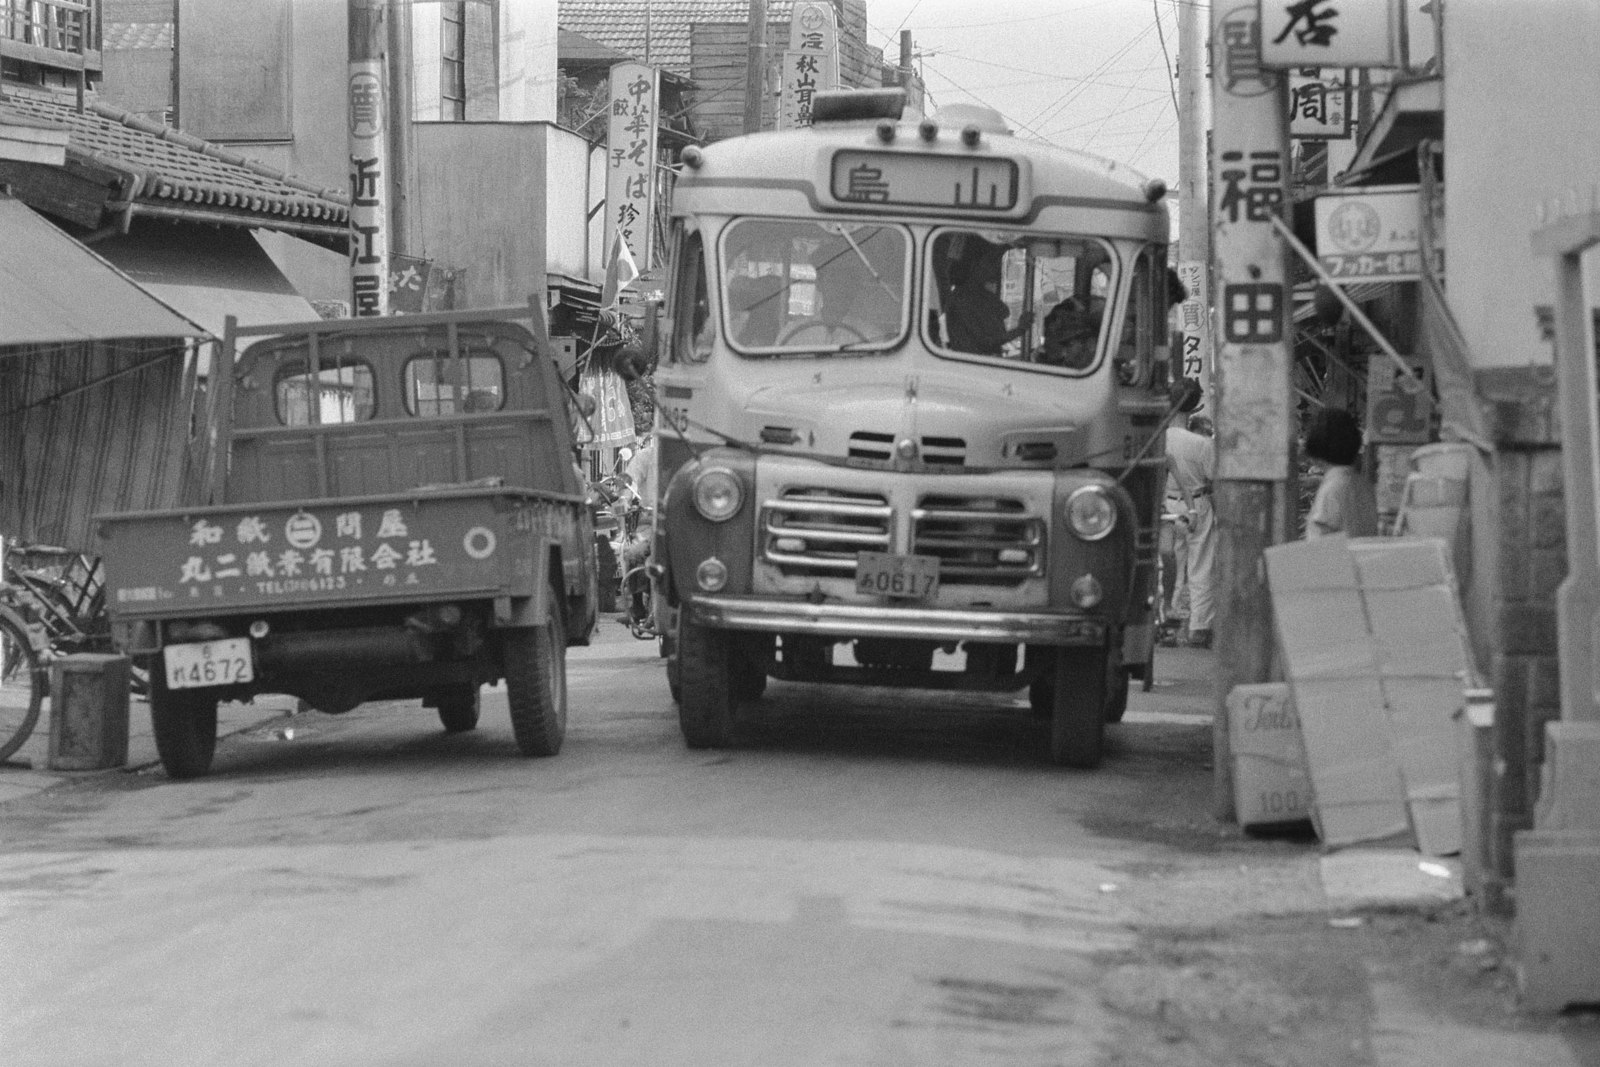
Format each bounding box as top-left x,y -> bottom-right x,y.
1303,407 -> 1379,539
1165,388 -> 1215,649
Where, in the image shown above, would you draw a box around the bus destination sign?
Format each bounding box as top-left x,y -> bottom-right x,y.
830,151 -> 1019,212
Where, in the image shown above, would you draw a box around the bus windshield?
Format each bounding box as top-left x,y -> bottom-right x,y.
720,218 -> 911,355
926,228 -> 1118,375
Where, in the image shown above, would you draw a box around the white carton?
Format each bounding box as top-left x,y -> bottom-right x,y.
1227,683 -> 1314,828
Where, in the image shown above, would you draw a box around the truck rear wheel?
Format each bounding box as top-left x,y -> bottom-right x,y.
149,671 -> 219,780
503,588 -> 567,757
677,613 -> 735,749
1047,647 -> 1110,769
436,686 -> 481,733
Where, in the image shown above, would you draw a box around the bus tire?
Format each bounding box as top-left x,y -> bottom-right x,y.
149,673 -> 219,780
732,633 -> 770,702
436,685 -> 481,733
1106,647 -> 1130,725
1048,646 -> 1109,769
503,589 -> 567,757
677,612 -> 735,749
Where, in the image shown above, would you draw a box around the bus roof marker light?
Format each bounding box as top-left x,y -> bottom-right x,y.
875,121 -> 895,143
961,125 -> 981,148
680,145 -> 705,169
1142,178 -> 1167,203
919,119 -> 939,143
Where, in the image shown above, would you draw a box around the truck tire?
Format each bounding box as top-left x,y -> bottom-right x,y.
1047,646 -> 1110,769
149,672 -> 219,780
677,612 -> 735,749
503,588 -> 567,757
436,685 -> 481,733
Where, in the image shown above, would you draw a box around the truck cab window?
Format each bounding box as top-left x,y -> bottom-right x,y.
404,353 -> 505,415
928,229 -> 1116,375
721,218 -> 909,354
274,360 -> 375,425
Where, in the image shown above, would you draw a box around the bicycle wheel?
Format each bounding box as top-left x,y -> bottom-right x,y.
0,605 -> 44,763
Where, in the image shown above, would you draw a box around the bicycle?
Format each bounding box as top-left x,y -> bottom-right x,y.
0,599 -> 45,762
1,544 -> 148,699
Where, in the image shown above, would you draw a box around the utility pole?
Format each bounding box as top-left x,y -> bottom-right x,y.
743,0 -> 768,134
385,0 -> 412,259
348,0 -> 389,316
1176,0 -> 1213,401
1208,4 -> 1295,820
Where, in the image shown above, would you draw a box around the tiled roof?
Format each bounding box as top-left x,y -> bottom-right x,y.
560,0 -> 799,76
0,89 -> 348,239
102,21 -> 174,50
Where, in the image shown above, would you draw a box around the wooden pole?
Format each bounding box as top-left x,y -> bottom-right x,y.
348,0 -> 389,316
1176,0 -> 1213,400
1208,4 -> 1295,821
743,0 -> 768,134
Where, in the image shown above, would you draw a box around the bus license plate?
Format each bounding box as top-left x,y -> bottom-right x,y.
855,552 -> 940,600
164,638 -> 254,690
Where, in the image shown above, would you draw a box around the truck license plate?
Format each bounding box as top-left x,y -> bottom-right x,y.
164,638 -> 254,690
855,552 -> 939,600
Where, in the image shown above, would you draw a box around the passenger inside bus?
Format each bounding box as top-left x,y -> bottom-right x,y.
940,237 -> 1032,355
728,273 -> 786,348
1038,296 -> 1104,369
779,247 -> 900,348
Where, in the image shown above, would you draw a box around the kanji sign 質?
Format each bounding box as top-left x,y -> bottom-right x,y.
604,62 -> 659,274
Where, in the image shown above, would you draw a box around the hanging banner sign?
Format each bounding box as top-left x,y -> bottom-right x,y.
1314,184 -> 1444,282
348,58 -> 388,317
1258,0 -> 1402,69
778,1 -> 839,129
604,62 -> 659,275
577,366 -> 636,449
1288,69 -> 1351,139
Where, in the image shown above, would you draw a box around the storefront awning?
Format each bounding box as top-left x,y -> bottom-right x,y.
91,224 -> 318,341
0,195 -> 206,346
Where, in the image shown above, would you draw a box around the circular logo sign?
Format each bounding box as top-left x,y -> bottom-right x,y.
284,511 -> 323,550
1327,201 -> 1382,252
348,70 -> 384,139
798,3 -> 828,32
463,526 -> 497,560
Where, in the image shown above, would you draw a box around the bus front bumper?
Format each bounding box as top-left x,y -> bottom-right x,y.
686,596 -> 1107,646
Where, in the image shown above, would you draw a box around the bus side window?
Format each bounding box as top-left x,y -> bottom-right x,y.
1117,248 -> 1166,387
671,227 -> 712,364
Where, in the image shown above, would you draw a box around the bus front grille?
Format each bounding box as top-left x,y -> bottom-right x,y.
761,487 -> 892,574
912,495 -> 1043,583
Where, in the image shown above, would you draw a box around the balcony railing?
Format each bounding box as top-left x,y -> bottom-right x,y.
1,0 -> 101,73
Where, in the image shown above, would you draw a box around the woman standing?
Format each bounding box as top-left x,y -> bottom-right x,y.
1304,408 -> 1379,539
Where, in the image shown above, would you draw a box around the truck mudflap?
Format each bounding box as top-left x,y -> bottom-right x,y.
686,594 -> 1108,646
97,489 -> 577,620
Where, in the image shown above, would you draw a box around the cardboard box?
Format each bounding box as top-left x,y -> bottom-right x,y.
1227,683 -> 1313,827
1351,537 -> 1474,856
1265,536 -> 1410,846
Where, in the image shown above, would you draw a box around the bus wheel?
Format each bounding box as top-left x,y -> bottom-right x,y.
1106,645 -> 1130,725
149,676 -> 219,780
677,612 -> 735,749
1048,646 -> 1110,769
732,633 -> 771,702
503,587 -> 567,757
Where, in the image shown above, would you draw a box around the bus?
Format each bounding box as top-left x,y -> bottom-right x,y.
647,88 -> 1180,768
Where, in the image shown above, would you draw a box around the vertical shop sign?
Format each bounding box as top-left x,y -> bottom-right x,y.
348,57 -> 388,317
1213,4 -> 1293,480
604,62 -> 659,274
1288,69 -> 1352,139
778,1 -> 839,130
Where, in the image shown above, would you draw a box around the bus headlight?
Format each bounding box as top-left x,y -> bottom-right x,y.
1064,485 -> 1116,541
692,467 -> 744,522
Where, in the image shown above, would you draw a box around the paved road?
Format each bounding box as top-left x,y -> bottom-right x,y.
0,624 -> 1588,1066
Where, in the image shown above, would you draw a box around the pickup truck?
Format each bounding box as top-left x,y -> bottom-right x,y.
96,306 -> 598,778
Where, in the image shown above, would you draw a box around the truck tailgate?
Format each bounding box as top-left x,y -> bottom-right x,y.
97,488 -> 576,619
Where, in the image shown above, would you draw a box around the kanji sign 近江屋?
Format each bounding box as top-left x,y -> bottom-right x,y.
1258,0 -> 1402,69
604,62 -> 659,274
779,1 -> 839,130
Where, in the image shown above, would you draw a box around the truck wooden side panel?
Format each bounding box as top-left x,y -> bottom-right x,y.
99,489 -> 579,620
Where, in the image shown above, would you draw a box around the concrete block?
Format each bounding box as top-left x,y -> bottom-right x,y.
1533,721 -> 1600,832
47,654 -> 130,771
1513,829 -> 1600,1011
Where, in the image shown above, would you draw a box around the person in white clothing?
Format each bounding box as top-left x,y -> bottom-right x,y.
1165,398 -> 1216,649
1304,408 -> 1379,539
